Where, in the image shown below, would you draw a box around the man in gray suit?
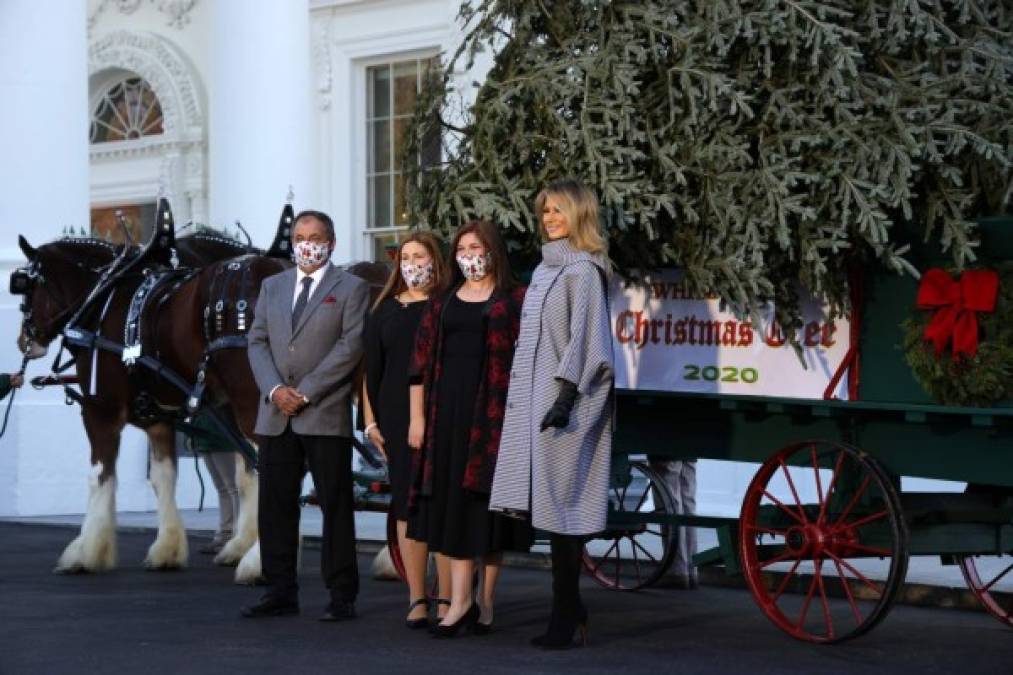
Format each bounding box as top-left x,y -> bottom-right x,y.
241,210 -> 369,621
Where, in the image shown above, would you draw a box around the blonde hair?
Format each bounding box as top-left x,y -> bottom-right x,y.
535,178 -> 607,255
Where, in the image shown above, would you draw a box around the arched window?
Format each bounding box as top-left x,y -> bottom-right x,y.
90,76 -> 164,143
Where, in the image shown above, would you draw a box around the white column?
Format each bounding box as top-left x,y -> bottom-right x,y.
0,2 -> 92,517
209,0 -> 314,246
0,1 -> 90,254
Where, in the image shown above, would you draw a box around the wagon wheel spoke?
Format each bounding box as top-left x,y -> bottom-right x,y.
811,445 -> 824,509
613,538 -> 622,587
632,483 -> 651,514
825,550 -> 883,596
590,539 -> 620,575
815,559 -> 834,640
832,556 -> 864,626
762,490 -> 806,526
981,562 -> 1013,593
778,458 -> 809,524
631,537 -> 660,566
818,450 -> 846,525
645,528 -> 664,537
833,509 -> 888,533
796,571 -> 820,630
630,536 -> 644,585
759,547 -> 799,569
771,557 -> 803,604
829,474 -> 873,530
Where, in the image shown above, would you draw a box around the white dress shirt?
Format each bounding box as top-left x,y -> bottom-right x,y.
292,263 -> 330,308
270,263 -> 332,405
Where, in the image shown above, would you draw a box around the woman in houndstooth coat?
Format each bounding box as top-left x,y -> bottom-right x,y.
490,178 -> 614,649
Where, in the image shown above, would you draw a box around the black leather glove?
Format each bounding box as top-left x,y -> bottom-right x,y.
540,379 -> 578,432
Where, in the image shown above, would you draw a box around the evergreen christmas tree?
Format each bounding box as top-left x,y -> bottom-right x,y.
403,0 -> 1012,330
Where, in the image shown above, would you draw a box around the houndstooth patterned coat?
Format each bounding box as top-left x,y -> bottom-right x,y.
489,238 -> 614,535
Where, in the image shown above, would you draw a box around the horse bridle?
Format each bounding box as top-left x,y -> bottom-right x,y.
10,256 -> 112,349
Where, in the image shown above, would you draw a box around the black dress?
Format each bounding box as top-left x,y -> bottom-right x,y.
365,297 -> 426,521
407,294 -> 531,559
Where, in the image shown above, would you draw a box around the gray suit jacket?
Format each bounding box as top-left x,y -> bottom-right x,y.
247,264 -> 369,437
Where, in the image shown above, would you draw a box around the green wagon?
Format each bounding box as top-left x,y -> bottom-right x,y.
584,218 -> 1013,643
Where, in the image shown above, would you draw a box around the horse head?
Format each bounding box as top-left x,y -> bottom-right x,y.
12,234 -> 119,359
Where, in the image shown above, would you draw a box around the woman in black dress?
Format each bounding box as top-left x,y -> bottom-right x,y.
363,231 -> 448,628
407,220 -> 532,638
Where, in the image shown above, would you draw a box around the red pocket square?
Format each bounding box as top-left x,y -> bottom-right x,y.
323,295 -> 337,304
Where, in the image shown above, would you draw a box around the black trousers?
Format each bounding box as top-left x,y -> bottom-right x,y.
258,425 -> 359,603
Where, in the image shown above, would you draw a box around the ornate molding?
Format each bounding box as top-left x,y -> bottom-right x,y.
89,30 -> 204,138
311,17 -> 333,110
89,0 -> 198,32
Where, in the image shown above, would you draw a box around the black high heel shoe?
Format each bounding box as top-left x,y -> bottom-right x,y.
532,606 -> 588,649
431,603 -> 479,639
471,607 -> 494,636
405,598 -> 430,630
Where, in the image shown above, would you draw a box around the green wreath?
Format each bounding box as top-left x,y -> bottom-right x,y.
901,263 -> 1013,408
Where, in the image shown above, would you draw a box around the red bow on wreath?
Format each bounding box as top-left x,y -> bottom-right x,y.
916,268 -> 999,360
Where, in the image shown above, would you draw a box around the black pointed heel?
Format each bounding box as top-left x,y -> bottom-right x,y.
432,603 -> 479,639
405,598 -> 430,630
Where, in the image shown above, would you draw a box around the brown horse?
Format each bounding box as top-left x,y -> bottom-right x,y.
15,234 -> 287,579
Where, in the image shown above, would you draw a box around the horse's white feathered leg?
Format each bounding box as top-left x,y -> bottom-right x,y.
218,451 -> 259,571
55,462 -> 117,573
144,432 -> 188,569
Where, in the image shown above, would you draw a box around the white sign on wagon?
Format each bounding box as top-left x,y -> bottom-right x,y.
609,270 -> 852,400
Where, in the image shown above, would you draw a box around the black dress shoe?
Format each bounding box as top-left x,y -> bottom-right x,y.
240,597 -> 299,618
320,601 -> 357,622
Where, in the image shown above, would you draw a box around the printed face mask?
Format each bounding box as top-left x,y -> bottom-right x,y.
293,240 -> 330,268
456,253 -> 491,282
401,261 -> 433,290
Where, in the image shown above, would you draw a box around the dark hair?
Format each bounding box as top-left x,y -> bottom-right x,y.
449,219 -> 516,292
371,230 -> 449,311
293,209 -> 335,243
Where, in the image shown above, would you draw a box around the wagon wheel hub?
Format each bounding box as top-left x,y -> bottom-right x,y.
785,525 -> 830,557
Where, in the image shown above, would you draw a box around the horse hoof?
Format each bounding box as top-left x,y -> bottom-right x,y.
234,542 -> 262,585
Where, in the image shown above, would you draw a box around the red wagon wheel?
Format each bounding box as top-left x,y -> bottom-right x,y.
739,440 -> 909,643
958,554 -> 1013,627
956,484 -> 1013,627
582,460 -> 677,591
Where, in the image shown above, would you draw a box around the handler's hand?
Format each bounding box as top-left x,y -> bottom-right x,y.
272,386 -> 306,416
9,373 -> 23,388
407,416 -> 425,450
367,425 -> 387,461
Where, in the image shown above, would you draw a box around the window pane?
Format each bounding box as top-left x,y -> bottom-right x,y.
370,119 -> 390,173
90,77 -> 163,144
393,60 -> 419,116
394,173 -> 408,226
368,65 -> 390,119
369,174 -> 391,229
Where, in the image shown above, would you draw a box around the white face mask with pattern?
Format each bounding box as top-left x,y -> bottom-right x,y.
293,240 -> 331,268
456,253 -> 491,282
400,261 -> 433,290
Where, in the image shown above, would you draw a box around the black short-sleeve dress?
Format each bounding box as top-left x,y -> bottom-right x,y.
365,296 -> 427,520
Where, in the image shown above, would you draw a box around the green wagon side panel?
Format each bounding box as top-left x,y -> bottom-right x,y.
615,392 -> 1013,488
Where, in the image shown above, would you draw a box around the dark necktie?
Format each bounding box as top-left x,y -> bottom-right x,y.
292,276 -> 314,329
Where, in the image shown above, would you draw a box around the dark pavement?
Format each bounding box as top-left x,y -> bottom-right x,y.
1,522 -> 1010,675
